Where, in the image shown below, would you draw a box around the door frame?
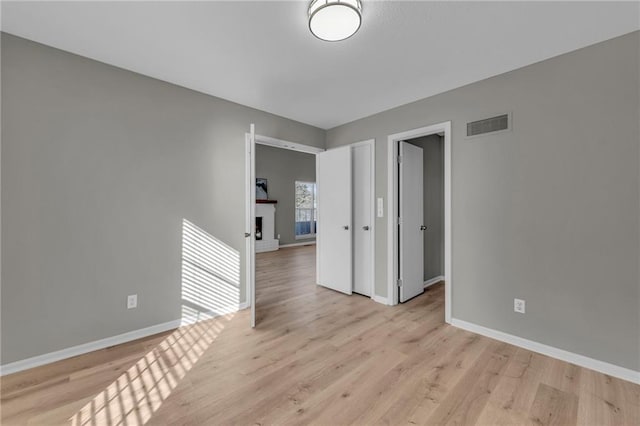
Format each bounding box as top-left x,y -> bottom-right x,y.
245,132 -> 324,327
386,121 -> 452,323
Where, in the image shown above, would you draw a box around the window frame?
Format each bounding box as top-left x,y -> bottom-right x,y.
294,181 -> 317,240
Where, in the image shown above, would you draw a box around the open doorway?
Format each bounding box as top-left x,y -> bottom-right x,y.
248,134 -> 324,327
387,122 -> 452,322
246,131 -> 376,328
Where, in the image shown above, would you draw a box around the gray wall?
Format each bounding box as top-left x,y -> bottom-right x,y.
1,34 -> 325,364
2,29 -> 639,373
406,135 -> 444,281
326,32 -> 640,371
255,144 -> 316,246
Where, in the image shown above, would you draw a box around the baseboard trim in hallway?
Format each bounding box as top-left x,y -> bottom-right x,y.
424,275 -> 445,288
451,318 -> 640,385
371,294 -> 390,305
279,241 -> 316,248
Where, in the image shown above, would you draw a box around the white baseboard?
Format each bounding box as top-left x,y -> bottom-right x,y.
0,320 -> 180,376
279,241 -> 316,248
424,275 -> 445,288
0,302 -> 250,377
372,294 -> 390,305
451,318 -> 640,385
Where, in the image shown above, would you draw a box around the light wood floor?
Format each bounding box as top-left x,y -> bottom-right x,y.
1,245 -> 638,425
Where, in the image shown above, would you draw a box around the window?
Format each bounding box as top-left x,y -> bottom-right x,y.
295,181 -> 317,239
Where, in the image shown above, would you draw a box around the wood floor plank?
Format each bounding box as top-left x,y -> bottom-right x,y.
423,341 -> 517,425
357,331 -> 486,425
1,245 -> 638,426
272,346 -> 405,425
529,383 -> 579,426
473,349 -> 548,426
576,369 -> 640,426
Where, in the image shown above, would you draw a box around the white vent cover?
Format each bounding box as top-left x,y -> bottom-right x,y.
466,113 -> 510,137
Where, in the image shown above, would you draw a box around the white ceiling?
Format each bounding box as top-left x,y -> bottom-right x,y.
2,1 -> 639,129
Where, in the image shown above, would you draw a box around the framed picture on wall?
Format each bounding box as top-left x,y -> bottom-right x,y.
256,178 -> 268,200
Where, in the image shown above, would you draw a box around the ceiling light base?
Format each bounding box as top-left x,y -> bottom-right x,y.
308,0 -> 362,42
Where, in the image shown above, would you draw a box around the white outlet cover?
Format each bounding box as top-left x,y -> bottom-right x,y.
514,298 -> 525,314
127,294 -> 138,309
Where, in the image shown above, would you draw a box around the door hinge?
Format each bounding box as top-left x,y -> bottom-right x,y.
396,278 -> 403,288
396,217 -> 402,226
397,155 -> 402,164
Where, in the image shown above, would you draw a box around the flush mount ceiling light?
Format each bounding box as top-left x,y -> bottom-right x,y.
308,0 -> 362,42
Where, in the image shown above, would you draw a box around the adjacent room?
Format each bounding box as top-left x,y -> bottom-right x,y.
1,1 -> 639,425
253,141 -> 320,325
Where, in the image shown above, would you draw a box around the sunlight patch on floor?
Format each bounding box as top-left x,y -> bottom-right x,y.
69,316 -> 232,425
70,219 -> 242,425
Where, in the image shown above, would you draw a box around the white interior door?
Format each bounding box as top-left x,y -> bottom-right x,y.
317,146 -> 352,295
353,143 -> 372,296
399,141 -> 424,302
245,124 -> 256,327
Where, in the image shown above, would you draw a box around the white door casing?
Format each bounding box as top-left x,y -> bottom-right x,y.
387,122 -> 451,320
316,146 -> 353,295
399,141 -> 424,302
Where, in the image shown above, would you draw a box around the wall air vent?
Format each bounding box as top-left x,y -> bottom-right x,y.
466,113 -> 511,138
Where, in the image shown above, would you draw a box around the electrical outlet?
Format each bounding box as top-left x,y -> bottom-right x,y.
127,294 -> 138,309
514,298 -> 525,314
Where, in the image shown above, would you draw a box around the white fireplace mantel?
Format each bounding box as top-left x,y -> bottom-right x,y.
255,202 -> 278,253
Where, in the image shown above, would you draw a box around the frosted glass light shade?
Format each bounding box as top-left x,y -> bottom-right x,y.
308,0 -> 362,42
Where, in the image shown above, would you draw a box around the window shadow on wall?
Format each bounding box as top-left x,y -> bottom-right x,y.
69,219 -> 241,425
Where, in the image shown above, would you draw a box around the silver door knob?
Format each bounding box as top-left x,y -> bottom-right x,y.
343,225 -> 349,230
362,226 -> 370,231
420,225 -> 427,231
